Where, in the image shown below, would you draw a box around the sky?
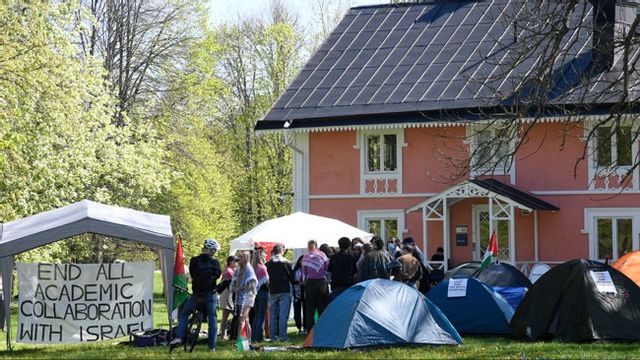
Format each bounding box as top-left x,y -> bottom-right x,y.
208,0 -> 387,27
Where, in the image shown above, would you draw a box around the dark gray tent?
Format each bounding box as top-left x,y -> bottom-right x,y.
511,259 -> 640,342
0,200 -> 175,349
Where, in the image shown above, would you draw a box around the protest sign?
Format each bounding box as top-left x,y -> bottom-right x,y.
17,262 -> 154,343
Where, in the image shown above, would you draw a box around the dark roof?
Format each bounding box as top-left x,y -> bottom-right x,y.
257,1 -> 640,131
469,178 -> 559,211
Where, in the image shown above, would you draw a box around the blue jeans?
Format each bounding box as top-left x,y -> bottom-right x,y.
269,292 -> 291,341
176,293 -> 218,350
251,289 -> 270,342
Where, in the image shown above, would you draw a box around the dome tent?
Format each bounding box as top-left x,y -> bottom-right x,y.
443,261 -> 482,281
476,262 -> 531,310
612,251 -> 640,287
511,259 -> 640,342
426,277 -> 514,335
303,279 -> 461,349
476,262 -> 532,288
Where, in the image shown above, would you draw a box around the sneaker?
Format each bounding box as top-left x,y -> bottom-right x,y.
169,338 -> 182,346
297,330 -> 307,335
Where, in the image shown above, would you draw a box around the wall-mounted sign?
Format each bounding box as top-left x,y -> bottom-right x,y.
455,225 -> 468,246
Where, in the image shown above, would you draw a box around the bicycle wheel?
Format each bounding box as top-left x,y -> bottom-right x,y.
184,309 -> 203,352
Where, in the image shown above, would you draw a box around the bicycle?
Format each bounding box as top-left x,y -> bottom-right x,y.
169,296 -> 206,353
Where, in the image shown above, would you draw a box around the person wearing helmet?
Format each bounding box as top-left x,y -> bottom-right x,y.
170,239 -> 222,351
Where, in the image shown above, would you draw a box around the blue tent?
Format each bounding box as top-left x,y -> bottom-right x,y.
426,277 -> 514,335
304,279 -> 462,348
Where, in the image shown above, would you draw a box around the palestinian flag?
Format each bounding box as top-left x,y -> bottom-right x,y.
172,238 -> 189,319
479,230 -> 498,270
237,324 -> 250,351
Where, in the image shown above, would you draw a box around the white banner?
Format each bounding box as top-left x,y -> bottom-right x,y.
17,262 -> 154,343
447,278 -> 468,298
590,270 -> 617,294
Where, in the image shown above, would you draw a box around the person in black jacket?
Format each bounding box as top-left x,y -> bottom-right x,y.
265,244 -> 292,341
329,237 -> 357,301
170,239 -> 222,351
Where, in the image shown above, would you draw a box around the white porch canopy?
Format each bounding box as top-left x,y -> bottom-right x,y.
0,200 -> 175,349
407,179 -> 558,272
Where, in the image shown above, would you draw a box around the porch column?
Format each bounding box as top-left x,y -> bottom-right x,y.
422,205 -> 428,264
443,197 -> 449,272
488,197 -> 494,241
534,210 -> 539,261
509,204 -> 516,263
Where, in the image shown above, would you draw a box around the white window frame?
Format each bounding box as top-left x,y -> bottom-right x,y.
357,209 -> 405,240
585,119 -> 639,190
585,207 -> 640,261
358,129 -> 404,194
467,124 -> 515,181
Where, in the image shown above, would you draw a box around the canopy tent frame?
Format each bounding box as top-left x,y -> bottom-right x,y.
408,179 -> 558,272
0,200 -> 175,350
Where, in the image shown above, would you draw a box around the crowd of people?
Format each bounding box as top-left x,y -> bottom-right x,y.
170,236 -> 438,351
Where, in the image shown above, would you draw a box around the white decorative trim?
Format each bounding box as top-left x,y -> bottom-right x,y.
584,207 -> 640,261
407,181 -> 533,213
265,114 -> 621,134
309,193 -> 435,200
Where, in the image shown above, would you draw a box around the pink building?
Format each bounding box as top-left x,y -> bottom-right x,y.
256,1 -> 640,273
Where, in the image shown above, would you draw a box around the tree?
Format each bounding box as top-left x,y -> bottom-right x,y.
0,1 -> 171,263
76,0 -> 203,126
212,4 -> 305,232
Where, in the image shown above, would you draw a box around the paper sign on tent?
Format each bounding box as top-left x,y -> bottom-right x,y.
447,278 -> 468,298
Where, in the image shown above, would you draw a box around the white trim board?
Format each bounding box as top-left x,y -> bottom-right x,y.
308,189 -> 640,200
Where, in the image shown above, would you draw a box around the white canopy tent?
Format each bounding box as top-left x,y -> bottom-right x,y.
229,212 -> 373,254
0,200 -> 175,349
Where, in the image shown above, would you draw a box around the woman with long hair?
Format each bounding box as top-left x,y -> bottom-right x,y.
250,248 -> 269,342
231,251 -> 257,346
218,255 -> 237,340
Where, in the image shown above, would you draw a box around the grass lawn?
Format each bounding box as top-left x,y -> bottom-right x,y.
2,272 -> 640,359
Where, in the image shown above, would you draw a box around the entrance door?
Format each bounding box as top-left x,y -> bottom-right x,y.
473,205 -> 511,262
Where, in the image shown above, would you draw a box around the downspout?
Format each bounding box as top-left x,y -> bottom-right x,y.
284,120 -> 303,156
284,120 -> 305,214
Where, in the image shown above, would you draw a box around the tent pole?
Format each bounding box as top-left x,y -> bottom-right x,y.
2,256 -> 14,351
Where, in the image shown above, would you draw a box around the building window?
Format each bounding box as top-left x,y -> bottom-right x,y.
585,208 -> 640,261
358,210 -> 404,242
366,133 -> 398,173
470,126 -> 513,175
360,130 -> 403,195
596,217 -> 632,260
595,125 -> 632,168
